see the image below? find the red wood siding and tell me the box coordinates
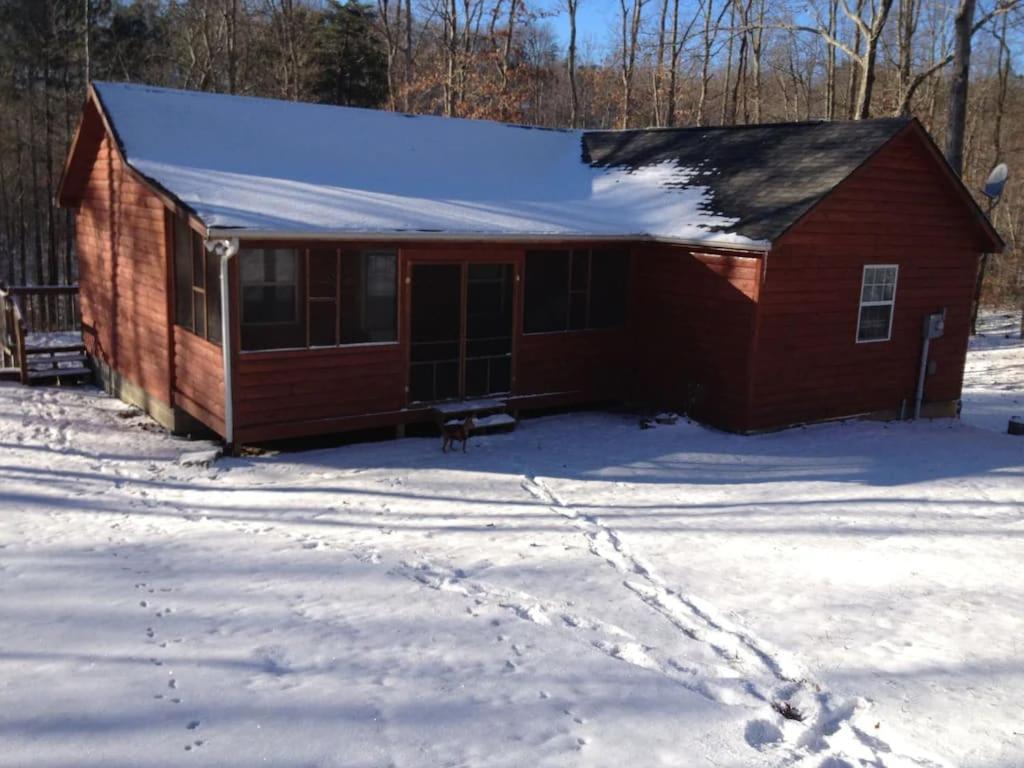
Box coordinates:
[515,328,630,405]
[749,128,982,430]
[234,345,407,443]
[631,246,762,432]
[229,242,634,442]
[76,134,173,405]
[173,326,226,435]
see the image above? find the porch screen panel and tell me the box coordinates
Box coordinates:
[409,264,461,402]
[206,248,222,344]
[173,217,193,330]
[588,249,629,328]
[523,250,570,333]
[524,249,629,334]
[465,264,514,397]
[240,248,305,351]
[308,249,338,347]
[340,250,397,344]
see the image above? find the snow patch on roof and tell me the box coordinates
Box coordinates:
[94,82,764,247]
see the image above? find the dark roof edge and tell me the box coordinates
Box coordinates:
[582,116,912,138]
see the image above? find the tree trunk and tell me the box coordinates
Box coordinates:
[896,0,917,115]
[720,1,736,124]
[665,0,681,126]
[825,0,837,119]
[696,0,714,126]
[403,0,413,111]
[845,0,864,119]
[83,0,90,84]
[227,0,239,94]
[945,0,975,176]
[567,0,580,127]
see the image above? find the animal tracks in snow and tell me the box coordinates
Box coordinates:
[512,474,946,768]
[134,579,206,751]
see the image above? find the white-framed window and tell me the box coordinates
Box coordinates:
[856,264,899,343]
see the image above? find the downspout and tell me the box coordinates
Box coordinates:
[206,238,240,450]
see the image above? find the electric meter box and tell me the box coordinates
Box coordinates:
[924,309,946,340]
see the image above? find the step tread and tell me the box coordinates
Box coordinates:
[25,343,87,355]
[432,397,508,416]
[27,354,89,365]
[472,413,517,430]
[27,366,92,381]
[444,413,517,430]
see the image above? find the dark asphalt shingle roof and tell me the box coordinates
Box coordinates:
[583,118,913,243]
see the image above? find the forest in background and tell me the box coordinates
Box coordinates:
[0,0,1021,311]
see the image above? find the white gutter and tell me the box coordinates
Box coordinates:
[204,229,772,254]
[206,237,240,450]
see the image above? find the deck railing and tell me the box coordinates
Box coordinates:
[5,284,81,334]
[0,286,28,383]
[0,284,82,384]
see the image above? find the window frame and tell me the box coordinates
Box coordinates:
[238,247,400,354]
[855,264,899,344]
[240,249,301,327]
[172,215,221,346]
[343,249,400,346]
[523,248,630,335]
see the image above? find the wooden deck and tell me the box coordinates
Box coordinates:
[0,284,88,386]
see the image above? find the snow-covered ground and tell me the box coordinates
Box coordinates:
[1,315,1021,767]
[961,309,1023,433]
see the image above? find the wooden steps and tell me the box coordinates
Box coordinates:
[22,343,92,385]
[433,397,517,436]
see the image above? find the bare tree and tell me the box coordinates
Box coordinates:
[618,0,646,128]
[565,0,581,126]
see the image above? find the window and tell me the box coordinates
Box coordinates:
[308,249,339,347]
[524,250,570,333]
[172,216,221,345]
[239,248,397,352]
[340,250,398,344]
[856,264,898,342]
[240,249,305,351]
[523,249,629,334]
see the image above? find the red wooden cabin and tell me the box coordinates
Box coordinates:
[57,83,1002,448]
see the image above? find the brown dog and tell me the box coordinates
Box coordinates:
[441,416,475,453]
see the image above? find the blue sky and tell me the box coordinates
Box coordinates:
[544,0,621,59]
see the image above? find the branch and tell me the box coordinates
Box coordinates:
[894,0,1022,113]
[771,23,862,61]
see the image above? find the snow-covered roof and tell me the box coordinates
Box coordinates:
[85,82,916,248]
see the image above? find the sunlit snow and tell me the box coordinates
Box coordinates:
[95,82,762,247]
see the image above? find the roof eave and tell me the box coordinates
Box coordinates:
[203,228,772,253]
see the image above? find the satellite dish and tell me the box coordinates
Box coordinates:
[983,162,1009,200]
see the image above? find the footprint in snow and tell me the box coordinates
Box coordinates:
[743,719,784,750]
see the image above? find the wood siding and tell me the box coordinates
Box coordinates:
[631,246,762,432]
[749,127,982,430]
[65,110,991,443]
[173,326,226,435]
[234,344,407,443]
[76,134,173,406]
[230,242,635,442]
